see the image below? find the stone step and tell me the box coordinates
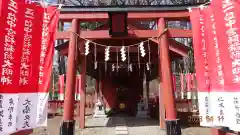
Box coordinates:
[115,130,129,135]
[115,126,128,131]
[115,126,128,135]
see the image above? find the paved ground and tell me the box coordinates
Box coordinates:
[31,116,211,135]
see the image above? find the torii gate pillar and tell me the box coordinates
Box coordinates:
[60,18,79,135]
[158,18,181,135]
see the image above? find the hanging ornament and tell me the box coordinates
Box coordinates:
[94,62,98,70]
[139,42,146,57]
[127,47,130,73]
[85,40,90,55]
[129,64,133,72]
[146,63,150,71]
[94,43,97,69]
[116,48,119,73]
[112,64,115,72]
[105,46,110,61]
[147,40,152,74]
[120,46,126,61]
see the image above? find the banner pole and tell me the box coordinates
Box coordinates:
[60,18,79,135]
[158,18,181,135]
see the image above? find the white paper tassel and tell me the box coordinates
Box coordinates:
[94,62,98,69]
[139,42,146,57]
[105,46,110,61]
[120,46,126,61]
[129,64,133,72]
[85,40,90,55]
[146,63,150,71]
[112,64,115,72]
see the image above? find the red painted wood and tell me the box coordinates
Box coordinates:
[63,19,79,121]
[158,18,177,120]
[151,38,189,57]
[168,28,192,38]
[56,31,70,39]
[56,28,192,39]
[168,39,189,57]
[110,13,127,33]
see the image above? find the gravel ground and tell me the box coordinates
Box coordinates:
[31,116,211,135]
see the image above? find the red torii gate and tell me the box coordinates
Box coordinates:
[56,8,190,135]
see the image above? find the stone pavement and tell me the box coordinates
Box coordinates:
[124,117,211,135]
[31,116,211,135]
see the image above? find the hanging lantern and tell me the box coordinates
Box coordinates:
[139,42,146,57]
[120,46,126,61]
[105,46,110,61]
[85,40,90,55]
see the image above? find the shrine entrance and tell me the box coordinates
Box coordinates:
[56,2,194,134]
[116,86,131,114]
[112,71,142,115]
